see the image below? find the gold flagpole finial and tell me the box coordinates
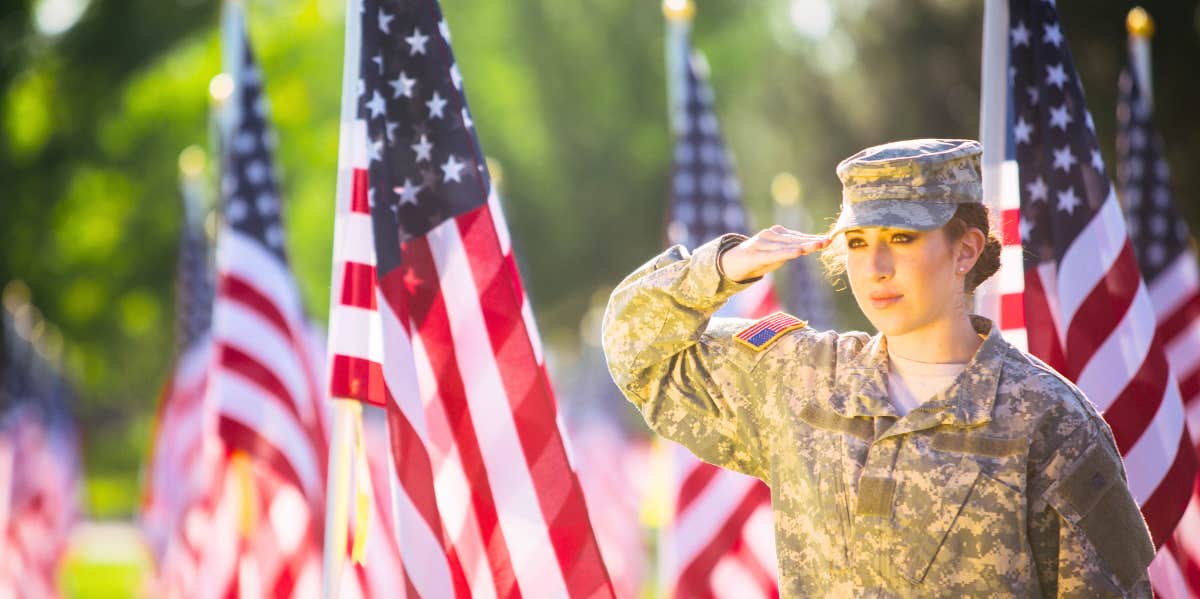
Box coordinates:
[1127,7,1154,39]
[662,0,695,22]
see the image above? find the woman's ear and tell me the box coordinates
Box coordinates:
[957,228,986,274]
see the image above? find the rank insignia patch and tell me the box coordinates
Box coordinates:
[734,312,807,351]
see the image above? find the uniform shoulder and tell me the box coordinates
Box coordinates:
[998,346,1104,425]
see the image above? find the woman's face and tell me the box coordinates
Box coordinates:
[844,226,965,337]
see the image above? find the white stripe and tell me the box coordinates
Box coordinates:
[668,467,758,581]
[426,220,570,598]
[177,340,213,388]
[1148,250,1200,320]
[214,300,314,423]
[1076,285,1156,411]
[1037,262,1066,351]
[742,505,778,578]
[521,297,544,366]
[386,454,456,599]
[409,316,497,599]
[710,557,765,599]
[329,304,384,364]
[998,246,1025,294]
[1124,380,1185,505]
[214,372,322,498]
[1186,401,1200,445]
[1057,191,1127,328]
[1149,547,1190,599]
[1000,160,1021,210]
[1165,319,1200,386]
[488,192,510,255]
[333,215,377,267]
[999,327,1028,352]
[378,299,427,445]
[217,227,307,329]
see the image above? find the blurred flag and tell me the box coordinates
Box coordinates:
[994,0,1195,592]
[329,0,615,596]
[0,292,82,599]
[208,4,328,596]
[1116,12,1200,595]
[661,11,779,598]
[141,159,225,596]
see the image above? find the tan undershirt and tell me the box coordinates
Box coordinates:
[886,351,968,416]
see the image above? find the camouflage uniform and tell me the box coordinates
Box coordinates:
[602,234,1156,597]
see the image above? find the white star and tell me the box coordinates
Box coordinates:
[394,178,421,205]
[1042,23,1063,48]
[1084,111,1095,132]
[1014,117,1033,144]
[1019,216,1034,240]
[1011,22,1030,47]
[1026,85,1040,105]
[441,154,465,183]
[406,28,430,55]
[450,63,462,90]
[234,131,257,154]
[246,160,268,184]
[1130,127,1147,150]
[1027,176,1048,203]
[1153,186,1170,207]
[439,20,451,41]
[1147,243,1165,267]
[426,91,447,119]
[1052,145,1076,172]
[461,106,473,129]
[369,136,383,163]
[265,224,284,248]
[1090,149,1104,171]
[366,90,386,119]
[1155,159,1170,180]
[1049,103,1072,130]
[1056,186,1080,215]
[371,52,384,73]
[227,199,248,222]
[411,135,433,162]
[386,121,399,142]
[255,192,278,215]
[378,8,394,34]
[367,188,375,209]
[389,71,416,98]
[1045,63,1068,89]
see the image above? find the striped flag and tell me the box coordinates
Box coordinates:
[1117,17,1200,595]
[996,0,1196,592]
[329,0,614,596]
[209,4,328,596]
[661,16,779,598]
[141,161,224,595]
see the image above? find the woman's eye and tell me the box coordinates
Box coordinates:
[891,233,914,243]
[847,238,865,249]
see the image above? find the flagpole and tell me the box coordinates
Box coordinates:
[1127,7,1154,111]
[977,0,1009,324]
[663,0,694,138]
[323,0,366,595]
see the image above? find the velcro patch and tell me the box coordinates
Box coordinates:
[733,312,807,351]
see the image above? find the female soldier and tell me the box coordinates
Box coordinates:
[602,139,1154,597]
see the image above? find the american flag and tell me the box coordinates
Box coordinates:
[209,4,328,596]
[141,167,224,595]
[0,298,82,599]
[326,0,615,596]
[1006,0,1195,591]
[1117,40,1200,596]
[661,28,779,599]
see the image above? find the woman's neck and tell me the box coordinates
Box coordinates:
[885,313,983,364]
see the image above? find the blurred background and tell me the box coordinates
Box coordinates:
[2,0,1199,594]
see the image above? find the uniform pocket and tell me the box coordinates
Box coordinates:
[892,457,982,584]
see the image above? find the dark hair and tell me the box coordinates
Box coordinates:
[819,203,1002,294]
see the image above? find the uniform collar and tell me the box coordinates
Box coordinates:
[830,315,1009,430]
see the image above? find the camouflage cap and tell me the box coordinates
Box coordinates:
[830,139,983,237]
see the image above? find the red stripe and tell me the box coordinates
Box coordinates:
[329,354,387,406]
[731,522,779,597]
[1138,431,1195,549]
[217,416,310,506]
[1023,267,1066,374]
[1101,331,1169,454]
[674,483,772,598]
[456,207,615,598]
[382,240,522,599]
[1063,245,1141,380]
[1180,370,1200,408]
[1000,292,1025,330]
[350,168,370,214]
[1165,533,1200,597]
[340,261,378,310]
[218,343,304,422]
[383,391,471,598]
[1001,208,1021,245]
[676,462,720,516]
[220,275,293,341]
[1157,292,1200,343]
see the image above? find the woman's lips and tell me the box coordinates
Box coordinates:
[869,293,902,309]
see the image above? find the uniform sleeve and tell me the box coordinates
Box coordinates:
[1026,406,1155,598]
[601,234,773,482]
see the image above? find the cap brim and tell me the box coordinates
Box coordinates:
[830,199,958,237]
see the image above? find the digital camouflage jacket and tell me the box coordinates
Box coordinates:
[602,235,1155,598]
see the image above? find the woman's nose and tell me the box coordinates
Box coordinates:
[870,245,894,280]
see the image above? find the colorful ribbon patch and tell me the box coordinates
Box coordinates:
[733,312,807,351]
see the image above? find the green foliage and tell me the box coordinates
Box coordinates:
[1,0,1199,518]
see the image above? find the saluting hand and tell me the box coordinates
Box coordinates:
[719,225,831,283]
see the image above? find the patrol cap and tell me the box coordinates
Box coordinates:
[830,138,983,237]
